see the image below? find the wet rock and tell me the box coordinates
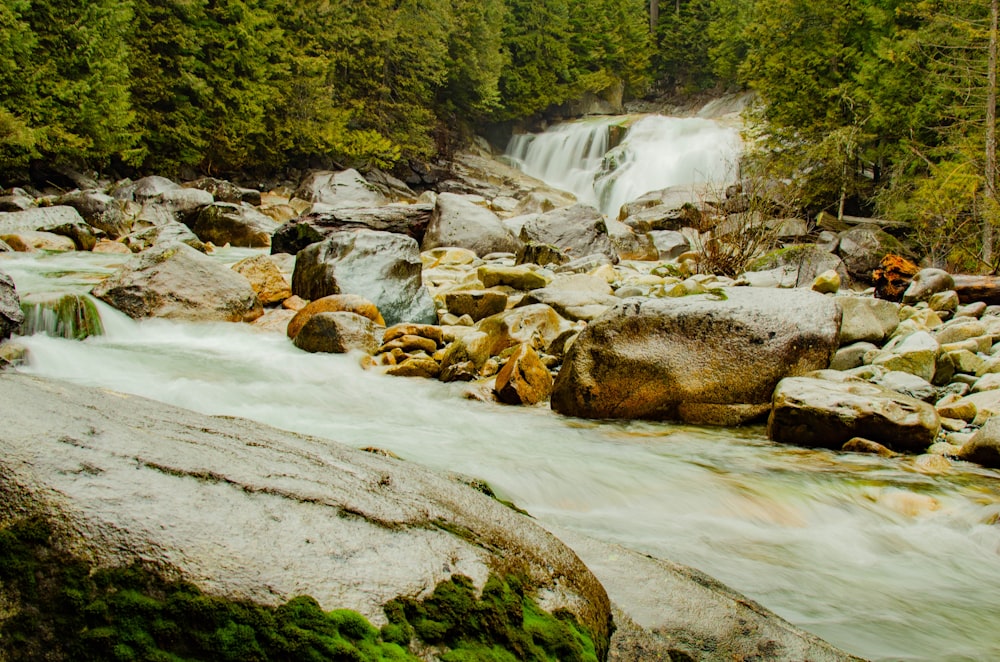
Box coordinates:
[289,204,434,246]
[17,293,104,340]
[768,376,940,453]
[0,373,611,654]
[519,204,617,264]
[494,344,553,406]
[292,229,436,326]
[385,356,442,378]
[55,190,131,238]
[0,230,76,252]
[231,254,292,305]
[0,238,10,252]
[92,239,131,254]
[287,294,385,340]
[92,242,262,323]
[124,221,208,253]
[837,296,900,345]
[957,416,1000,467]
[0,271,24,339]
[294,168,393,208]
[191,203,279,248]
[842,437,898,457]
[292,311,381,354]
[421,192,523,257]
[270,220,325,255]
[251,308,297,334]
[552,288,841,423]
[442,290,509,322]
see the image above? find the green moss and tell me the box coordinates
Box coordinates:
[0,517,601,662]
[383,574,599,662]
[0,516,417,661]
[18,294,105,340]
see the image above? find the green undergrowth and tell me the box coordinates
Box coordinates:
[0,517,599,662]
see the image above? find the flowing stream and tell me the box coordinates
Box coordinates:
[505,115,742,217]
[3,249,1000,661]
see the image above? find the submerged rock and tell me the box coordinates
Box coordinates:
[551,288,841,423]
[0,373,612,657]
[91,242,262,322]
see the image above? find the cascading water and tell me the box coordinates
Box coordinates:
[3,249,1000,661]
[505,115,742,217]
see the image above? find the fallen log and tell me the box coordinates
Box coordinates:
[952,274,1000,304]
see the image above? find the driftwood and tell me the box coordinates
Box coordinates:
[952,274,1000,305]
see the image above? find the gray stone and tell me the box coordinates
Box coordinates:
[837,226,909,281]
[0,271,24,339]
[292,311,381,354]
[768,376,941,453]
[292,229,436,326]
[871,331,940,381]
[551,288,841,423]
[55,190,131,238]
[837,296,900,344]
[294,169,392,208]
[872,370,938,402]
[184,177,262,205]
[0,373,611,652]
[606,217,658,261]
[421,192,523,257]
[519,204,617,264]
[191,202,279,248]
[903,268,955,304]
[92,242,262,322]
[648,230,691,261]
[747,244,850,289]
[124,221,208,253]
[830,341,878,371]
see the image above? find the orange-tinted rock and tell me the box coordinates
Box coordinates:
[287,294,385,339]
[494,344,553,406]
[873,254,919,302]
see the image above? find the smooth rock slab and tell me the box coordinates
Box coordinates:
[92,242,262,322]
[551,288,841,422]
[768,376,940,453]
[0,373,610,652]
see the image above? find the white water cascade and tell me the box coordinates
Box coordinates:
[4,247,1000,661]
[505,115,742,217]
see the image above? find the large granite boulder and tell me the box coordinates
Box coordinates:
[0,206,98,250]
[190,202,280,248]
[551,288,842,424]
[0,271,24,339]
[768,375,941,453]
[292,311,382,354]
[294,169,393,208]
[292,229,436,326]
[421,192,523,257]
[278,204,434,250]
[519,204,618,264]
[55,190,132,238]
[746,244,850,289]
[92,242,262,322]
[838,226,910,282]
[0,373,612,658]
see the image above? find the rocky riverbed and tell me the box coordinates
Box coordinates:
[1,142,999,660]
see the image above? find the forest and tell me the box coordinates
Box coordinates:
[1,0,999,269]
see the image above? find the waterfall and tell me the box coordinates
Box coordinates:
[505,115,742,218]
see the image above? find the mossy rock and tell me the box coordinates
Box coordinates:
[19,294,104,340]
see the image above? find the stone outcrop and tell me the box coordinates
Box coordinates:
[0,373,612,657]
[0,270,24,339]
[519,204,618,264]
[421,192,523,257]
[91,241,262,322]
[55,190,132,238]
[291,229,436,326]
[190,202,280,248]
[294,169,396,208]
[768,375,941,453]
[551,288,841,424]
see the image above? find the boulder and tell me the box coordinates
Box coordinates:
[551,288,841,423]
[838,227,910,282]
[494,344,553,406]
[477,264,550,290]
[231,254,292,305]
[837,296,900,344]
[0,189,34,212]
[190,203,279,248]
[117,175,181,202]
[768,376,941,453]
[286,294,386,339]
[292,311,382,354]
[184,177,262,205]
[957,416,1000,467]
[605,217,658,261]
[870,331,940,382]
[746,245,850,289]
[0,205,88,234]
[421,193,523,257]
[291,230,436,326]
[0,271,24,339]
[0,373,611,657]
[124,221,208,253]
[648,230,691,261]
[0,230,76,252]
[442,290,509,322]
[158,187,216,220]
[294,169,392,208]
[290,204,434,246]
[519,204,618,264]
[91,242,262,322]
[270,220,326,256]
[55,190,131,238]
[903,268,955,304]
[517,276,619,322]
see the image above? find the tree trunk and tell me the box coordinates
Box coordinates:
[952,274,1000,304]
[650,0,659,34]
[985,0,998,267]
